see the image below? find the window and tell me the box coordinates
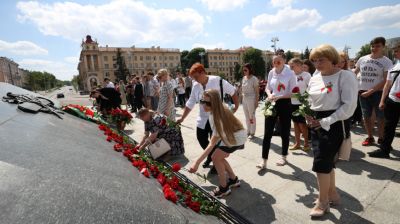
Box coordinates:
[104,64,109,69]
[134,56,137,61]
[154,63,157,67]
[169,56,173,60]
[103,56,108,61]
[154,56,156,61]
[141,63,144,68]
[164,63,168,67]
[113,64,117,69]
[112,56,116,61]
[175,56,179,60]
[214,56,217,60]
[140,56,143,61]
[105,72,110,77]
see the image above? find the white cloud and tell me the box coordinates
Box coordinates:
[192,42,225,49]
[0,40,48,56]
[16,1,205,45]
[242,7,322,39]
[270,0,294,8]
[19,59,77,81]
[318,4,400,36]
[199,0,248,11]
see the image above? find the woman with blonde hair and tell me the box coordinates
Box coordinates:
[157,69,175,121]
[307,44,357,217]
[189,89,246,198]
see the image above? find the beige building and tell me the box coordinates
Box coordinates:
[0,57,23,87]
[206,48,242,82]
[78,35,181,91]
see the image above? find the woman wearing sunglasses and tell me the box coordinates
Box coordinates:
[189,89,246,198]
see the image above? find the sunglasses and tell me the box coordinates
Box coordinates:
[199,99,211,106]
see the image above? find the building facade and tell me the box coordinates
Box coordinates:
[78,35,181,91]
[206,49,242,82]
[0,57,23,87]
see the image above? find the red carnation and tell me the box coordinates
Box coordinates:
[106,136,112,142]
[157,173,167,186]
[132,160,140,167]
[85,109,94,117]
[140,168,150,178]
[292,87,300,93]
[189,201,201,213]
[160,118,167,126]
[396,92,400,98]
[113,143,123,152]
[123,149,133,157]
[171,163,181,172]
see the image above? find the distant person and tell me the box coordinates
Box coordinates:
[302,59,316,76]
[370,43,400,158]
[148,72,160,111]
[288,58,311,151]
[184,73,192,100]
[104,78,115,88]
[189,89,245,198]
[307,44,357,218]
[157,69,175,121]
[137,108,184,156]
[177,63,239,170]
[240,63,259,139]
[118,80,128,107]
[354,37,393,146]
[177,77,186,107]
[132,77,144,113]
[143,74,151,109]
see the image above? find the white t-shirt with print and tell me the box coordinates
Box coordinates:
[266,66,296,98]
[387,63,400,103]
[291,71,311,105]
[209,114,246,147]
[356,55,393,90]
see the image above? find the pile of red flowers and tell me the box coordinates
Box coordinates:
[97,123,219,215]
[108,108,133,124]
[63,104,95,117]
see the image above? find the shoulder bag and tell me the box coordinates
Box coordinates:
[147,138,171,159]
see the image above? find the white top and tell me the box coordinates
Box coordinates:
[209,114,246,147]
[105,82,115,88]
[388,63,400,103]
[356,55,393,90]
[266,66,297,97]
[186,75,236,129]
[291,71,311,105]
[307,70,358,131]
[241,75,259,97]
[177,83,185,94]
[170,78,178,89]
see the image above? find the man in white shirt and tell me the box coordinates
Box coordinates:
[370,43,400,158]
[104,78,115,88]
[355,37,393,146]
[177,63,239,169]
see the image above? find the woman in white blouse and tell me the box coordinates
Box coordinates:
[288,58,311,151]
[307,45,357,217]
[257,54,296,169]
[241,63,259,139]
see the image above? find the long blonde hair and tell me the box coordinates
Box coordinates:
[204,89,244,145]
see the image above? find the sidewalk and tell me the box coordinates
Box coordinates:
[127,104,400,224]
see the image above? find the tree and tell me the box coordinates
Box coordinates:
[186,48,209,68]
[303,46,311,60]
[115,48,130,82]
[285,50,294,62]
[180,50,189,73]
[233,63,242,82]
[24,71,64,91]
[356,43,371,60]
[241,47,266,78]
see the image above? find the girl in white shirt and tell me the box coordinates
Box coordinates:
[288,58,311,151]
[257,54,296,169]
[307,45,357,217]
[189,89,246,198]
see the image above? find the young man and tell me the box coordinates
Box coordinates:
[354,37,393,146]
[369,43,400,158]
[177,63,239,170]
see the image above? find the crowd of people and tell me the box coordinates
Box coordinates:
[91,36,400,219]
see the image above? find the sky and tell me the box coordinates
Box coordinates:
[0,0,399,81]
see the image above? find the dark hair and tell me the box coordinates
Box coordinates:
[302,59,316,74]
[104,78,110,82]
[147,71,154,76]
[370,37,386,46]
[243,63,253,75]
[275,49,286,59]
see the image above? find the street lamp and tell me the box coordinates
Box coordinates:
[271,37,279,53]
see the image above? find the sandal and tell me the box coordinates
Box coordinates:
[289,145,302,151]
[276,158,287,166]
[310,201,330,217]
[303,145,311,152]
[256,163,266,170]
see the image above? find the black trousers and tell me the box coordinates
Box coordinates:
[196,120,215,162]
[262,99,292,159]
[381,98,400,153]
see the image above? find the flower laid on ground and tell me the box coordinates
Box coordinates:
[321,82,333,94]
[291,88,314,118]
[262,100,276,117]
[96,123,220,216]
[62,104,105,123]
[108,108,133,124]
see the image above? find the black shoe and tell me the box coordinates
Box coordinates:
[202,159,211,168]
[209,166,217,174]
[368,149,390,158]
[227,176,240,189]
[212,185,231,198]
[378,138,384,145]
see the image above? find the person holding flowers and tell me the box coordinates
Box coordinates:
[258,53,296,169]
[306,44,357,217]
[137,108,184,156]
[189,89,245,198]
[288,58,311,151]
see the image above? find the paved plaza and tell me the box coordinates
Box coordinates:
[127,103,400,224]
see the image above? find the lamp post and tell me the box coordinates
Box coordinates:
[271,37,279,53]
